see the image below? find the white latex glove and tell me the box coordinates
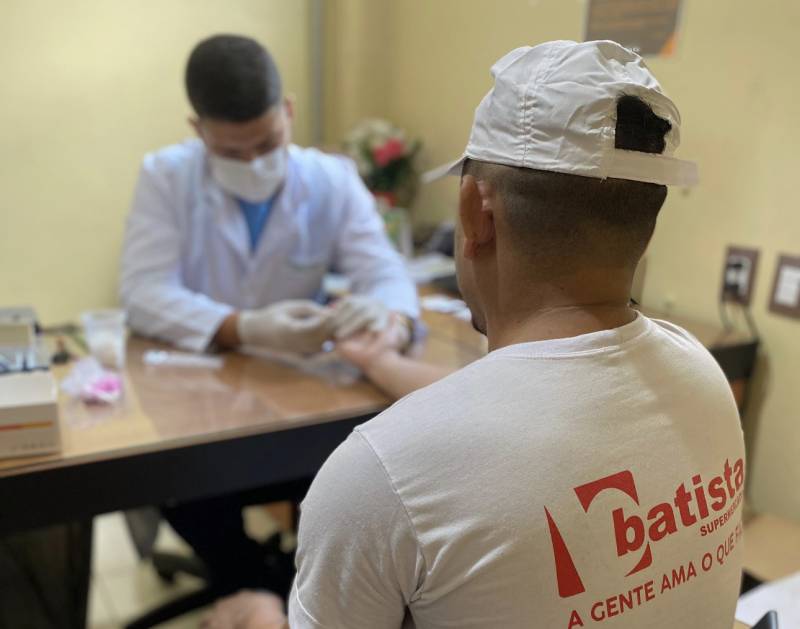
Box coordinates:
[237,300,332,354]
[335,313,409,370]
[330,295,390,339]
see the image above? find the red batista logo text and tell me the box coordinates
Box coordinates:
[545,457,745,598]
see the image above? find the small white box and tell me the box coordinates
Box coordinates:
[0,371,61,460]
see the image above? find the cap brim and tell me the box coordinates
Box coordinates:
[421,156,466,184]
[422,150,699,187]
[607,150,699,187]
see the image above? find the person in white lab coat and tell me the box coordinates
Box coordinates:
[119,34,418,599]
[120,36,418,355]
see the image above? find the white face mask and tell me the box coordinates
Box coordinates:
[209,147,287,203]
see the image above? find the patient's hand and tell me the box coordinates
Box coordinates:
[201,590,287,629]
[335,314,407,371]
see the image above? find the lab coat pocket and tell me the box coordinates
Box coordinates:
[288,248,328,271]
[281,255,329,298]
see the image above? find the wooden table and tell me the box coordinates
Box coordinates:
[0,298,756,532]
[0,309,484,535]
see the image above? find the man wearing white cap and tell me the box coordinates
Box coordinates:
[206,40,745,629]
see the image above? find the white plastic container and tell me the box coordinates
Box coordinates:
[0,371,61,459]
[81,309,127,370]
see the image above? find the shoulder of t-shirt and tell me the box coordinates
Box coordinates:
[317,429,399,498]
[646,316,704,347]
[645,316,724,364]
[645,315,738,391]
[306,429,415,541]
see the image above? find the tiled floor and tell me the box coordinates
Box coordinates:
[89,508,278,628]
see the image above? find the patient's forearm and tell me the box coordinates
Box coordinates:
[365,352,453,399]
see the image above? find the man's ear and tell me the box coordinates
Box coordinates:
[458,174,496,260]
[283,96,295,122]
[188,116,201,136]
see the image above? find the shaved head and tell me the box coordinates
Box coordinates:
[462,95,670,276]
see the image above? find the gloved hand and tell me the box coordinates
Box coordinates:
[237,300,332,354]
[336,313,410,370]
[330,295,390,340]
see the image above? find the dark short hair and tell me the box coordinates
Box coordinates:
[185,34,282,122]
[463,95,670,272]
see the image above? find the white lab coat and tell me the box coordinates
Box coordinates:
[120,140,419,352]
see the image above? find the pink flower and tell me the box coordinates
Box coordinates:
[372,138,406,167]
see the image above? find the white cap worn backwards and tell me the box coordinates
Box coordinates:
[424,40,698,187]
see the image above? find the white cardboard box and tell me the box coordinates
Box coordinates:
[0,371,61,459]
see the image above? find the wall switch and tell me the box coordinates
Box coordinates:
[721,246,759,305]
[769,254,800,319]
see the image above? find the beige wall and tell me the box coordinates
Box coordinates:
[326,0,800,519]
[323,0,394,145]
[2,0,798,519]
[0,0,311,323]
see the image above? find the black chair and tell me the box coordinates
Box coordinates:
[124,553,215,629]
[741,570,763,595]
[121,484,304,629]
[124,529,293,629]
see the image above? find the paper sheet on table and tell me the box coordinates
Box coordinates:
[735,570,800,625]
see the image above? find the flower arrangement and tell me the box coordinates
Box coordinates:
[343,119,421,208]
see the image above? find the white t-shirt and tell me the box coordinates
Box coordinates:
[290,314,745,629]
